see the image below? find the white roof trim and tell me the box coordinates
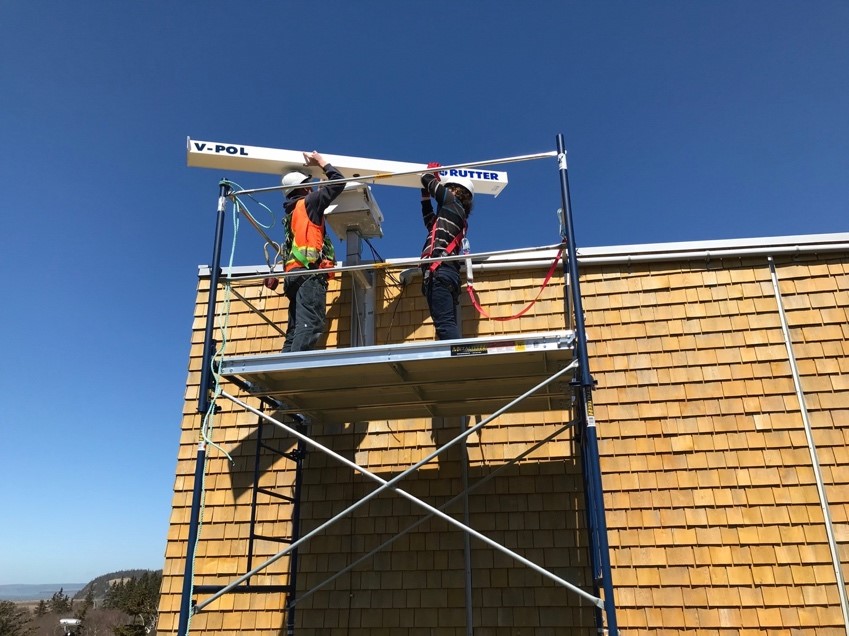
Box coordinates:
[200,231,849,277]
[576,232,849,258]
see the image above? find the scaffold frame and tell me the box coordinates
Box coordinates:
[178,134,620,635]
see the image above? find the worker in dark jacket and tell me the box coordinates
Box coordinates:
[280,151,345,352]
[419,162,474,340]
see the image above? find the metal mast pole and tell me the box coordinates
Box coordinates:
[555,134,619,634]
[178,181,230,636]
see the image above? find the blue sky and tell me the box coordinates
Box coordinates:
[1,1,847,585]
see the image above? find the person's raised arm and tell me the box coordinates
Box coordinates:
[303,150,346,223]
[420,162,442,229]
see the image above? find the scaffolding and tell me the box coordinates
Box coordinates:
[178,134,619,634]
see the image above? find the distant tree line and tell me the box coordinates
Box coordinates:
[0,599,32,635]
[103,571,161,635]
[0,570,161,635]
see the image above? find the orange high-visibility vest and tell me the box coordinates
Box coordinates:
[285,199,329,272]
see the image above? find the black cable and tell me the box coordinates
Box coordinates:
[363,237,401,286]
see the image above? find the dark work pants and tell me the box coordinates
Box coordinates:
[282,273,328,352]
[423,266,461,341]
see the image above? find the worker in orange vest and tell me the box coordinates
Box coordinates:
[280,151,345,352]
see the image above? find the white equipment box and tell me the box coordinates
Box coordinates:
[323,182,384,239]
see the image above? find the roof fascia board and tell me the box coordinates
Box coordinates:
[199,232,849,277]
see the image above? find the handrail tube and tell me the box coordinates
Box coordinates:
[232,150,558,197]
[201,241,849,291]
[199,243,567,282]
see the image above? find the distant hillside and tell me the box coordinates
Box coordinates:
[0,583,84,601]
[0,569,163,602]
[75,569,162,600]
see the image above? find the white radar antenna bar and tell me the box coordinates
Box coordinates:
[186,137,509,196]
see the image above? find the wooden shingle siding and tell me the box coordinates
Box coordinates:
[158,250,849,635]
[585,254,848,635]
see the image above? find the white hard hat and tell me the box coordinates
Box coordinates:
[281,171,311,188]
[442,174,474,197]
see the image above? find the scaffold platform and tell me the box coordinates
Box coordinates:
[220,330,576,421]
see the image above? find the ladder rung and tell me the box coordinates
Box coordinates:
[192,584,292,594]
[256,487,295,502]
[258,440,290,455]
[252,533,293,544]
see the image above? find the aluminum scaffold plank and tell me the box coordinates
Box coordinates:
[219,330,576,421]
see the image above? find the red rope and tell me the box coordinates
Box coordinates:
[466,248,564,321]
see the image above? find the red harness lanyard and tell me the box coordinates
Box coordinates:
[466,247,564,321]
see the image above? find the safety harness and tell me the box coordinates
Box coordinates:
[422,219,468,273]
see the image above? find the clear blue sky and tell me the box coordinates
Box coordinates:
[1,1,847,585]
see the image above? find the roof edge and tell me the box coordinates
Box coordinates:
[200,231,849,277]
[577,232,849,258]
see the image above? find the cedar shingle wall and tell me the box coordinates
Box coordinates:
[158,252,849,635]
[585,255,849,634]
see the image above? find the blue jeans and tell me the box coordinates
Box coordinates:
[282,273,328,352]
[422,266,461,340]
